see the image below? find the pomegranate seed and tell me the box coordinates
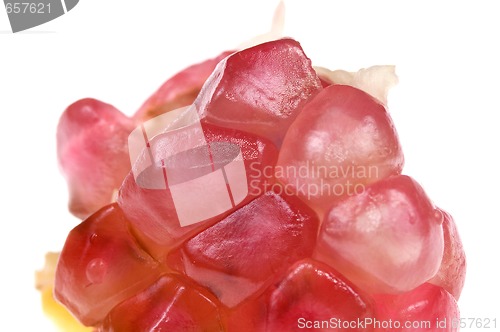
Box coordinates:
[276,84,404,213]
[134,51,233,123]
[229,259,376,331]
[168,191,319,307]
[54,204,163,325]
[196,38,322,146]
[57,98,134,219]
[117,123,278,259]
[374,283,459,331]
[314,175,444,294]
[99,275,225,331]
[429,208,466,300]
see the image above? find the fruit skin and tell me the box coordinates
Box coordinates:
[228,259,376,332]
[54,203,163,326]
[168,190,319,308]
[276,84,404,213]
[429,208,466,300]
[314,65,398,106]
[373,283,460,332]
[314,175,444,294]
[99,274,225,332]
[117,123,279,259]
[196,38,322,146]
[57,98,135,219]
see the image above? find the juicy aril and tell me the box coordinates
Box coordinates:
[51,38,465,331]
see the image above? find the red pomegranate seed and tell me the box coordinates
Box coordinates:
[99,274,225,332]
[314,175,444,294]
[57,98,134,219]
[196,38,322,146]
[168,191,319,307]
[429,208,466,300]
[276,84,404,213]
[54,203,164,325]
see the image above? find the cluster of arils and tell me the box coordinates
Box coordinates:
[52,39,465,331]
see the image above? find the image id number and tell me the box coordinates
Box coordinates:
[5,2,51,14]
[453,318,497,329]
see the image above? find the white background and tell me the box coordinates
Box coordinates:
[1,1,499,330]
